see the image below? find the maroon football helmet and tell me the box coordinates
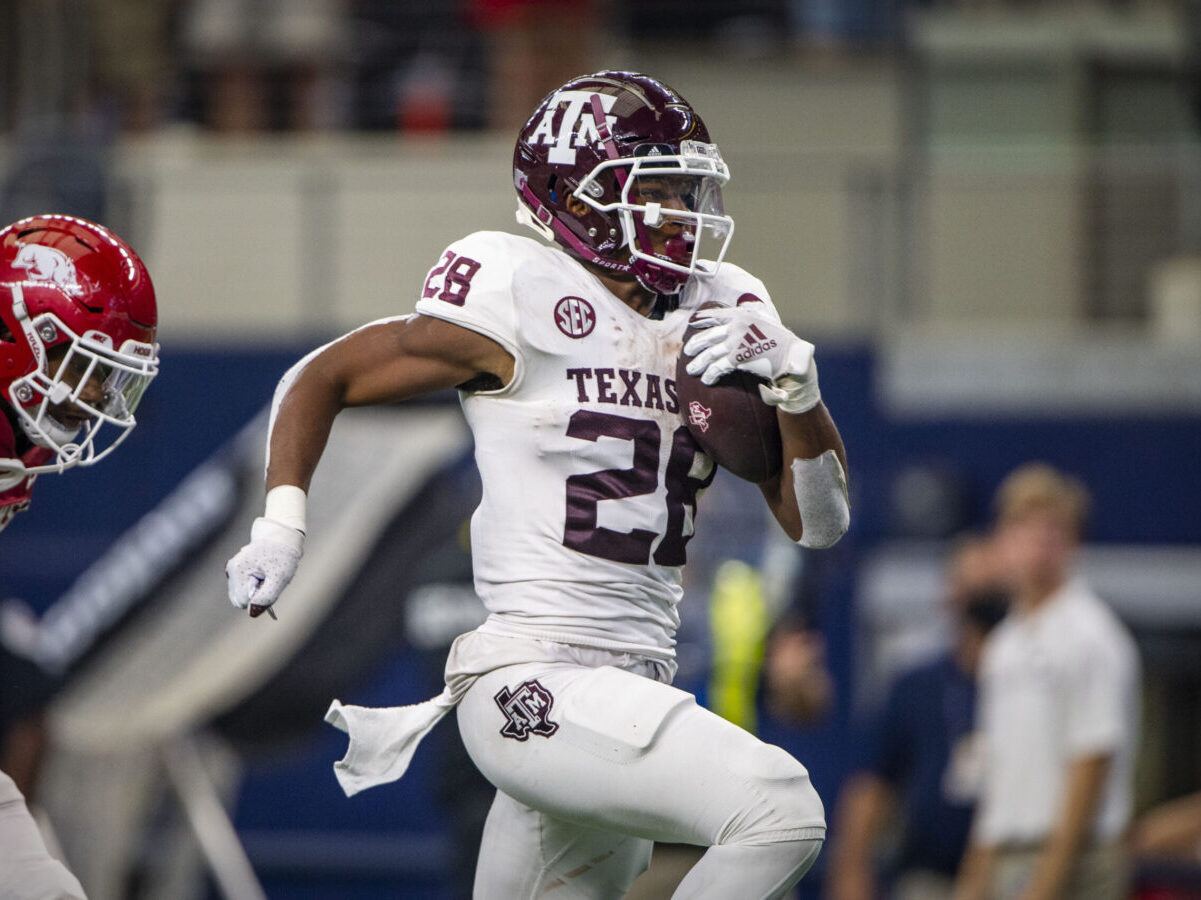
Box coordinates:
[0,214,159,474]
[514,71,734,295]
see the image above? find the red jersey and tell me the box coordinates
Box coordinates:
[0,412,54,533]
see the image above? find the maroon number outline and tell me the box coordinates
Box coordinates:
[422,252,481,306]
[421,250,455,299]
[441,257,481,306]
[563,410,714,566]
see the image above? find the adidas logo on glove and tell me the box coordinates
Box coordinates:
[734,324,778,364]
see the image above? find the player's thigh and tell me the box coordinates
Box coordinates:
[474,789,652,900]
[457,662,824,846]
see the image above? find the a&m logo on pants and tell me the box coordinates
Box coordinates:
[495,679,560,741]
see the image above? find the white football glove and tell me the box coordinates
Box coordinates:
[225,517,304,618]
[682,305,821,414]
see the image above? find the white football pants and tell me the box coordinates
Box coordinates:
[456,655,825,899]
[0,770,86,900]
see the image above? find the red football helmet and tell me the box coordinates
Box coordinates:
[0,215,159,474]
[513,71,734,296]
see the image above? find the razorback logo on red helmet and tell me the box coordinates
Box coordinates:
[13,243,83,297]
[528,91,619,165]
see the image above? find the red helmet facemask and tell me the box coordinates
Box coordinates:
[0,215,159,475]
[513,71,734,296]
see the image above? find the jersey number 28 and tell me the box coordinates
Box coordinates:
[563,410,714,567]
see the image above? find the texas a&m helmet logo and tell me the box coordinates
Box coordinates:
[495,679,560,741]
[554,296,596,339]
[526,90,619,165]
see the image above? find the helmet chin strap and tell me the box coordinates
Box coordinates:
[18,406,82,451]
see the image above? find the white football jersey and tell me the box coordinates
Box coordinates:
[414,231,783,658]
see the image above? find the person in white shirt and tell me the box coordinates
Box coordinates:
[954,463,1140,900]
[225,71,851,899]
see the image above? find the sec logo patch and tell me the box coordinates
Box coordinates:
[554,296,596,338]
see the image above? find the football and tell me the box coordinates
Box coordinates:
[675,303,783,483]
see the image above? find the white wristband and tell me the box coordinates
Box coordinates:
[264,485,307,534]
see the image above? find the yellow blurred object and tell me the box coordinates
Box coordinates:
[707,560,770,734]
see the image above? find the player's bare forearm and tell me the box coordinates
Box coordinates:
[952,841,995,900]
[1,714,49,799]
[824,773,893,900]
[1132,790,1201,855]
[778,401,846,471]
[1020,753,1111,900]
[265,361,344,493]
[759,402,848,542]
[265,315,513,492]
[765,628,833,723]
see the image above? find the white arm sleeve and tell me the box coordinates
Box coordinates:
[791,450,850,549]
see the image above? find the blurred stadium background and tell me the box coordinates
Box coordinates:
[1,1,1200,898]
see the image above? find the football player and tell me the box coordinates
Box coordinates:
[0,214,160,900]
[227,71,849,898]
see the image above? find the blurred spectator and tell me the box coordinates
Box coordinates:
[343,3,493,132]
[2,0,175,135]
[469,0,604,133]
[1131,790,1201,864]
[955,463,1141,900]
[706,547,835,731]
[764,619,835,724]
[181,0,349,132]
[0,122,111,228]
[823,534,1008,900]
[88,0,176,133]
